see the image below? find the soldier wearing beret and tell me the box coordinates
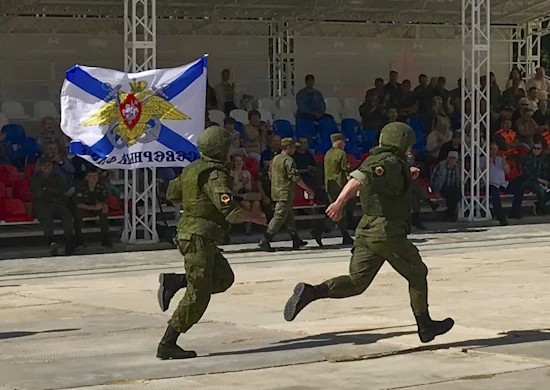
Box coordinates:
[156,126,267,360]
[283,123,454,344]
[258,138,314,252]
[311,133,354,247]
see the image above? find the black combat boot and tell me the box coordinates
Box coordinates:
[415,312,455,343]
[157,325,197,360]
[429,200,439,212]
[310,227,324,247]
[46,237,58,256]
[258,232,275,252]
[290,233,307,250]
[284,282,328,321]
[411,213,426,230]
[157,273,187,312]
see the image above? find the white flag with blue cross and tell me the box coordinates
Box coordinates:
[60,56,207,169]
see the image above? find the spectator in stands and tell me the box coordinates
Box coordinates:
[525,88,539,112]
[359,91,385,130]
[520,139,549,214]
[293,136,325,202]
[502,78,525,108]
[224,117,244,156]
[414,73,433,113]
[296,74,327,120]
[430,151,461,222]
[242,109,269,163]
[206,79,217,110]
[494,119,518,152]
[437,130,462,162]
[396,79,417,118]
[427,116,453,159]
[0,131,10,164]
[35,142,75,195]
[230,154,262,235]
[480,142,524,225]
[533,99,550,127]
[384,107,399,125]
[72,156,95,183]
[491,105,515,133]
[30,157,75,256]
[73,168,112,247]
[516,107,540,146]
[450,78,462,102]
[384,70,401,106]
[215,68,238,115]
[367,77,386,103]
[488,72,502,111]
[433,77,450,109]
[506,68,526,91]
[38,117,62,152]
[527,67,550,100]
[260,134,282,170]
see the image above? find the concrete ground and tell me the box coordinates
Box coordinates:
[1,224,550,390]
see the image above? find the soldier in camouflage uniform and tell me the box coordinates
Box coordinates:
[156,126,267,360]
[311,133,354,247]
[283,123,454,344]
[258,138,314,252]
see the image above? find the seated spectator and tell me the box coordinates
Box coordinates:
[396,79,417,118]
[533,99,550,127]
[215,68,239,115]
[384,70,401,106]
[491,105,515,133]
[520,140,549,214]
[480,143,524,225]
[30,158,75,256]
[38,117,63,152]
[260,134,281,171]
[35,142,75,195]
[494,119,518,151]
[409,151,439,230]
[437,130,462,162]
[430,151,461,222]
[421,95,448,136]
[515,107,540,146]
[366,77,386,103]
[414,73,434,113]
[72,155,95,183]
[526,67,550,101]
[427,116,453,159]
[383,107,399,127]
[99,170,122,199]
[224,117,245,156]
[526,87,539,112]
[206,78,217,110]
[74,168,112,247]
[230,154,262,234]
[242,110,269,163]
[296,74,328,120]
[501,78,525,108]
[359,91,385,130]
[449,78,461,102]
[433,76,450,110]
[506,68,526,91]
[0,131,10,164]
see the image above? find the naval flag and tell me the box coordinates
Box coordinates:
[60,56,207,169]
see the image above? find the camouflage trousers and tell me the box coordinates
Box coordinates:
[324,235,429,316]
[266,200,296,236]
[169,235,235,333]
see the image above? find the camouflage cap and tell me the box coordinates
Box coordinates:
[281,137,299,148]
[330,133,345,143]
[378,122,416,153]
[197,125,233,161]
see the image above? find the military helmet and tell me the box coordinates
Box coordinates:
[378,122,416,152]
[197,125,233,161]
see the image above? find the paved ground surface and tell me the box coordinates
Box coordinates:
[1,224,550,390]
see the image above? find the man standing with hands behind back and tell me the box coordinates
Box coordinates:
[259,138,314,252]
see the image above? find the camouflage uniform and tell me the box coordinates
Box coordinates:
[283,123,454,344]
[156,126,247,360]
[311,133,354,246]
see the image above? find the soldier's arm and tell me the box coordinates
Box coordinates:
[203,169,265,225]
[286,158,312,193]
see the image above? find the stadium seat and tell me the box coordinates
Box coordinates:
[343,97,361,120]
[341,118,363,159]
[22,137,41,162]
[258,108,273,122]
[407,115,427,153]
[258,97,277,114]
[12,179,32,202]
[24,164,36,179]
[316,118,339,154]
[0,198,33,222]
[244,157,260,177]
[275,108,296,126]
[325,97,343,123]
[360,152,370,161]
[2,124,26,144]
[272,120,294,139]
[347,154,360,170]
[0,165,19,186]
[295,118,318,150]
[208,110,225,126]
[0,182,6,199]
[1,101,29,119]
[314,154,325,165]
[33,101,59,119]
[362,128,379,152]
[278,96,296,112]
[106,194,124,216]
[234,121,244,134]
[229,109,249,125]
[293,185,313,207]
[0,112,8,129]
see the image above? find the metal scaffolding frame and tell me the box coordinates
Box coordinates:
[461,0,491,221]
[268,19,295,98]
[121,0,159,244]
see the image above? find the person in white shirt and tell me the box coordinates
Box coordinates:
[480,142,524,225]
[526,67,550,101]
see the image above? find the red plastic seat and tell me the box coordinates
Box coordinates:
[0,198,34,222]
[314,154,325,165]
[0,182,6,199]
[360,152,370,161]
[24,164,36,179]
[0,165,19,187]
[12,179,32,202]
[244,157,260,177]
[292,184,313,207]
[347,154,360,170]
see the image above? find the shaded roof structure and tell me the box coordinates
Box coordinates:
[1,0,549,25]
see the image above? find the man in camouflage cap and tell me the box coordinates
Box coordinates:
[259,137,314,252]
[156,126,267,360]
[283,122,454,344]
[311,133,354,247]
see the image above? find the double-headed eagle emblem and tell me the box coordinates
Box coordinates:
[80,80,190,145]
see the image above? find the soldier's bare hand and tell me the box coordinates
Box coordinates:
[307,188,315,198]
[326,202,343,222]
[409,166,420,180]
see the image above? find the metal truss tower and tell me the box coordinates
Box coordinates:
[515,17,549,78]
[121,0,159,244]
[269,19,295,98]
[461,0,491,221]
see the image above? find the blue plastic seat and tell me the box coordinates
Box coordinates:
[316,118,339,154]
[234,121,244,134]
[341,118,363,158]
[272,119,294,139]
[362,129,379,153]
[22,137,41,160]
[407,116,427,153]
[2,124,25,145]
[295,118,318,150]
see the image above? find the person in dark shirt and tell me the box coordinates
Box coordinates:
[260,134,281,171]
[396,79,417,119]
[293,136,326,202]
[384,70,401,107]
[437,131,462,162]
[414,74,434,113]
[295,74,327,120]
[73,167,112,247]
[533,99,550,127]
[366,78,386,103]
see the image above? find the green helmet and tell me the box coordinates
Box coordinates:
[378,122,416,153]
[197,125,233,161]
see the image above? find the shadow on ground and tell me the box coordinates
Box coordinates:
[0,328,80,340]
